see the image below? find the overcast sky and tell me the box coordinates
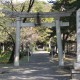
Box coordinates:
[3,0,56,4]
[39,0,56,3]
[14,0,56,2]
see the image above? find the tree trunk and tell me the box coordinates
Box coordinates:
[8,43,15,63]
[23,0,34,22]
[62,33,65,51]
[62,33,69,51]
[62,32,69,58]
[2,43,5,53]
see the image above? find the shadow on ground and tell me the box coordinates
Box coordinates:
[0,51,75,80]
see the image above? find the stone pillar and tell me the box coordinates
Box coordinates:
[74,8,80,69]
[49,38,51,49]
[72,8,80,79]
[2,43,4,52]
[14,17,21,66]
[55,18,64,66]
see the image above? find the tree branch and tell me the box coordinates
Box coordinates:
[23,0,35,22]
[21,3,25,12]
[11,0,17,11]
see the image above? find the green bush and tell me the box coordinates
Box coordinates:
[0,51,11,63]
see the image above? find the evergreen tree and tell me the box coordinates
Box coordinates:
[47,0,80,51]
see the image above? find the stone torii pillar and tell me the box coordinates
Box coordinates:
[75,8,80,69]
[55,17,64,66]
[14,17,21,66]
[73,8,80,70]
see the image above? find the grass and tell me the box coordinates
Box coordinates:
[0,51,11,63]
[0,51,27,63]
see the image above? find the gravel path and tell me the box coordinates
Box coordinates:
[0,51,72,80]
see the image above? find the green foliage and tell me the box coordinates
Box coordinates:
[0,0,52,56]
[46,0,80,51]
[0,51,11,63]
[50,0,79,40]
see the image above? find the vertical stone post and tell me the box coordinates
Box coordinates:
[49,38,52,49]
[55,18,64,66]
[14,17,21,66]
[71,8,80,79]
[74,8,80,69]
[76,9,80,63]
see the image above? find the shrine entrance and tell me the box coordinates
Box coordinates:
[2,10,72,66]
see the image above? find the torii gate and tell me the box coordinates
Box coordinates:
[2,10,72,66]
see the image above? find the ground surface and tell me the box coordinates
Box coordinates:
[0,51,75,80]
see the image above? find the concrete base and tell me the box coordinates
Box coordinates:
[70,79,79,80]
[74,62,80,70]
[71,69,80,79]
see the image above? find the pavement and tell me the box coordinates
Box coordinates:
[0,51,74,80]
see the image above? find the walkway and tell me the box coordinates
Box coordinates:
[0,51,74,80]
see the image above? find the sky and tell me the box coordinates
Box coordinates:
[14,0,56,3]
[3,0,56,4]
[39,0,56,3]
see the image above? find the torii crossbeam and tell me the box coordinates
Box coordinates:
[2,9,72,18]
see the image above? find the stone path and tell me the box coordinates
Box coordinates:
[0,51,74,80]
